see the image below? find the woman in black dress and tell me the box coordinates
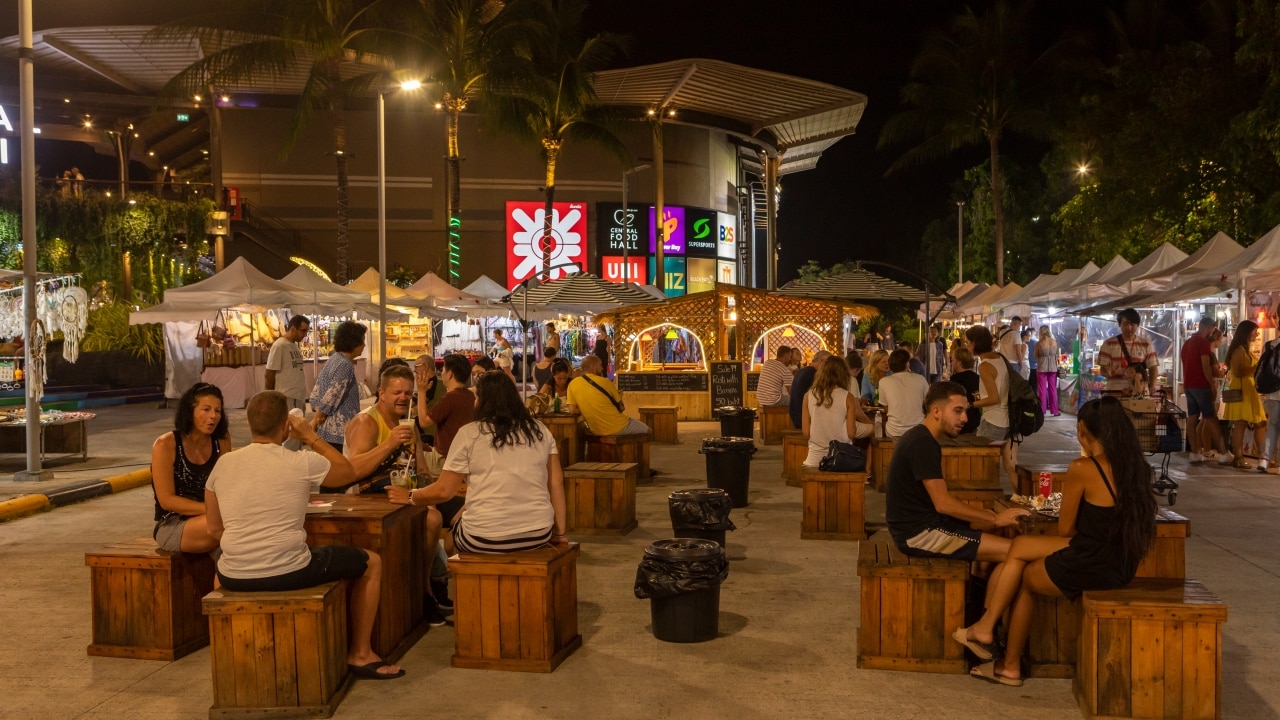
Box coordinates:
[592,325,610,375]
[954,396,1156,686]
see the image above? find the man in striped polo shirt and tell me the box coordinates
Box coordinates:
[757,346,794,407]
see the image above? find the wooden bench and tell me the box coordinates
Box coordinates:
[870,436,895,492]
[857,531,968,674]
[800,468,866,540]
[1076,579,1226,720]
[941,445,1002,491]
[782,431,807,487]
[540,415,584,468]
[758,405,791,445]
[85,537,215,660]
[452,542,582,672]
[564,462,638,535]
[639,406,679,444]
[203,582,350,719]
[585,432,650,483]
[1137,508,1189,579]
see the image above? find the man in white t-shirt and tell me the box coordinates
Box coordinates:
[265,315,310,410]
[878,349,930,437]
[204,390,405,680]
[756,346,795,407]
[996,316,1025,374]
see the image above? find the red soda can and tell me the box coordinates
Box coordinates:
[1038,472,1053,498]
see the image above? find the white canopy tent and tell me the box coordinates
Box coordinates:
[1185,224,1280,314]
[161,257,313,310]
[1035,262,1102,304]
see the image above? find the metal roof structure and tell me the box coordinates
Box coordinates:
[592,59,867,176]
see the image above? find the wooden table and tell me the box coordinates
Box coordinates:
[538,413,583,469]
[304,495,428,661]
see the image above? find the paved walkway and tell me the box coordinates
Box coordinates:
[0,409,1276,719]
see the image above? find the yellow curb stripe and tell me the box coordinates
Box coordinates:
[105,469,152,493]
[0,494,52,521]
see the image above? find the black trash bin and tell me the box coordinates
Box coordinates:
[717,406,756,438]
[700,437,757,508]
[634,538,729,643]
[668,488,737,547]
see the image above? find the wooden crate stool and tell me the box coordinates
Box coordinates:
[585,432,650,482]
[782,431,807,487]
[564,462,638,535]
[86,537,215,660]
[203,582,350,720]
[941,445,1002,492]
[870,437,895,492]
[1136,508,1189,579]
[758,405,791,445]
[639,406,679,444]
[452,542,582,672]
[800,468,866,540]
[1076,579,1227,720]
[857,531,968,673]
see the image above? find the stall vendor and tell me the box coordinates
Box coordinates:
[1096,308,1158,396]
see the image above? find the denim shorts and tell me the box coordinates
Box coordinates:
[1185,387,1217,419]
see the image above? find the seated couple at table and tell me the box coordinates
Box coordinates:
[562,355,649,437]
[202,390,405,680]
[887,387,1157,686]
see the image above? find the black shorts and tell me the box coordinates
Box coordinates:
[891,516,982,562]
[218,545,369,592]
[436,495,465,528]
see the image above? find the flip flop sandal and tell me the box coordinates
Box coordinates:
[952,627,993,661]
[349,660,405,680]
[969,661,1023,687]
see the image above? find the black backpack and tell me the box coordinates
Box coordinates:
[1256,339,1280,395]
[1002,358,1044,441]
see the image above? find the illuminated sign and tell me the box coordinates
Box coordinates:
[717,259,737,285]
[0,106,12,164]
[596,202,650,255]
[649,206,686,255]
[717,212,737,260]
[648,256,687,297]
[601,256,648,284]
[176,113,190,123]
[685,209,717,258]
[506,201,588,289]
[687,258,716,294]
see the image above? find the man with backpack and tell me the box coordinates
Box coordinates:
[996,317,1025,376]
[1256,333,1280,472]
[1181,317,1231,464]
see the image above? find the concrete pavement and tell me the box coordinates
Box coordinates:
[0,408,1276,719]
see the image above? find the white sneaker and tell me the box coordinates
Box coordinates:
[1258,459,1270,473]
[1188,452,1204,464]
[1218,452,1234,465]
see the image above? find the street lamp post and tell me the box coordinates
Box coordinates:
[620,164,651,283]
[957,200,965,284]
[377,80,422,366]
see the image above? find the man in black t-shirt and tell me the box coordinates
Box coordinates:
[885,382,1028,561]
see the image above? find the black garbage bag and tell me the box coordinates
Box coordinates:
[698,436,757,454]
[668,489,737,531]
[634,539,730,600]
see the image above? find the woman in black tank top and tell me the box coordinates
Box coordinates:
[955,397,1157,686]
[151,382,233,552]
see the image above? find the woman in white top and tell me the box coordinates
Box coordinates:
[966,325,1017,485]
[802,356,874,467]
[403,372,568,553]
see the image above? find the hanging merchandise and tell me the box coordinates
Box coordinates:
[60,286,88,363]
[27,318,45,402]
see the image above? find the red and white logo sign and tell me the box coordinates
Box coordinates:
[601,256,648,284]
[506,201,588,289]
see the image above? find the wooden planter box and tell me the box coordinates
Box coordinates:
[758,405,791,445]
[452,543,582,672]
[800,469,866,540]
[564,462,638,535]
[203,582,350,720]
[857,532,968,674]
[783,432,807,487]
[86,537,215,660]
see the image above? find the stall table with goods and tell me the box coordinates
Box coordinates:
[0,409,96,461]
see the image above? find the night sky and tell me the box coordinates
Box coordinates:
[585,1,1118,284]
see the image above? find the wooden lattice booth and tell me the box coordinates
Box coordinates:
[597,284,875,421]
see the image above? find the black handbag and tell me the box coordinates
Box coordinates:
[819,440,865,472]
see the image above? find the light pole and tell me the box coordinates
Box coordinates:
[377,80,422,366]
[620,163,651,283]
[956,200,965,284]
[17,0,47,481]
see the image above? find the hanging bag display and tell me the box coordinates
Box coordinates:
[195,320,211,349]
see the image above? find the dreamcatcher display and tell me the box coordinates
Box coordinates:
[27,318,45,401]
[60,287,87,362]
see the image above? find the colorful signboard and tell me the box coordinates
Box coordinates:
[596,202,650,256]
[685,208,718,258]
[717,259,737,285]
[687,258,716,294]
[600,256,648,284]
[649,206,686,255]
[717,211,737,260]
[648,256,687,297]
[506,201,588,289]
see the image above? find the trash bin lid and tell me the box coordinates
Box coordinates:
[668,488,731,502]
[700,436,756,451]
[715,406,755,418]
[645,538,724,560]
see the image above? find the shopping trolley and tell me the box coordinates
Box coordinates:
[1124,398,1186,505]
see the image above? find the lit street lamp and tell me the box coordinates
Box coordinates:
[377,79,422,365]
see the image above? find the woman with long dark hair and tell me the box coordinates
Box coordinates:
[150,382,232,553]
[393,372,567,553]
[1223,320,1265,469]
[538,358,573,399]
[954,397,1156,686]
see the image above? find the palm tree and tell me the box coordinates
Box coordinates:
[879,1,1068,285]
[409,0,512,286]
[151,1,403,283]
[486,0,629,279]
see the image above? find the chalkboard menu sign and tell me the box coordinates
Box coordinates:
[616,372,709,392]
[746,372,759,392]
[710,361,744,410]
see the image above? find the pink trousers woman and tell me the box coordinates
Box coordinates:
[1038,370,1059,415]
